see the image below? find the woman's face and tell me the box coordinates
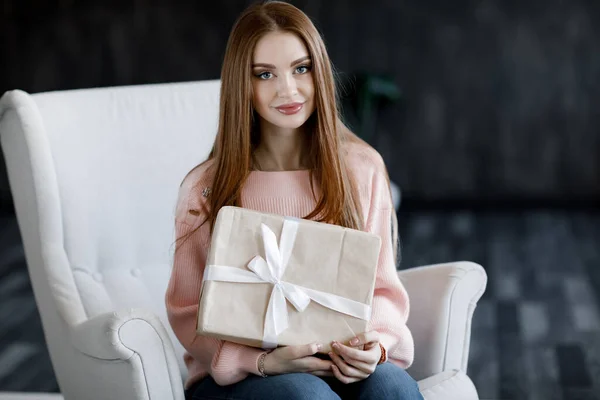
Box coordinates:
[251,31,316,131]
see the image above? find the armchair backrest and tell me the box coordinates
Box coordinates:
[0,80,221,381]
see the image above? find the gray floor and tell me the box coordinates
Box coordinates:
[1,206,599,399]
[398,209,600,400]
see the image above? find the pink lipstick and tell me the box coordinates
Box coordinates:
[275,102,304,115]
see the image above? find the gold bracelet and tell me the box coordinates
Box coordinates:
[258,352,268,377]
[378,343,387,365]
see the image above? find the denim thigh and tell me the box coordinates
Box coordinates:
[323,363,423,400]
[186,373,342,400]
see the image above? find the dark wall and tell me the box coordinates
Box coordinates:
[1,0,599,206]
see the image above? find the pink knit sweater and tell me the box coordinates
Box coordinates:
[165,144,414,389]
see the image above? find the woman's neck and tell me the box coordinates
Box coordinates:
[253,123,310,171]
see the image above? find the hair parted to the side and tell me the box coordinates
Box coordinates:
[177,0,399,263]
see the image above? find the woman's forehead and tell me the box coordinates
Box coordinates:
[252,31,309,66]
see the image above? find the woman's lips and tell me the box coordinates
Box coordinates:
[275,102,304,115]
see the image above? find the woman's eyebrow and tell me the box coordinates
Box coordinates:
[290,56,311,66]
[252,56,311,69]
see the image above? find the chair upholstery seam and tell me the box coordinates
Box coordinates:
[443,265,486,371]
[118,317,176,400]
[419,369,461,394]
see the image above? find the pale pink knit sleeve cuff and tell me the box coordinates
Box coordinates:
[237,346,265,376]
[210,344,268,385]
[379,333,394,362]
[379,329,414,369]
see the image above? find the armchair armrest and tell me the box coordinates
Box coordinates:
[418,370,479,400]
[71,308,184,400]
[399,261,487,381]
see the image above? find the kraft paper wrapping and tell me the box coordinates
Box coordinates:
[196,206,381,353]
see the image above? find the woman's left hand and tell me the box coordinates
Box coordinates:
[328,331,382,384]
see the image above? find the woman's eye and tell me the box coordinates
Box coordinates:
[257,71,273,80]
[295,65,311,74]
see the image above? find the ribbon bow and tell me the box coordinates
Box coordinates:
[204,218,371,348]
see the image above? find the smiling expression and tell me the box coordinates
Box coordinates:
[251,31,316,132]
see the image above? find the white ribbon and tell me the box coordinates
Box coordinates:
[203,217,371,348]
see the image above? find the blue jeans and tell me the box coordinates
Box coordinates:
[185,362,423,400]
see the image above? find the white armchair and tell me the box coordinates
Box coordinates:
[0,81,487,400]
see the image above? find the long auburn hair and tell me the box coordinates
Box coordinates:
[181,0,399,261]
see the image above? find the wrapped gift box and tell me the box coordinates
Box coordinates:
[196,206,381,353]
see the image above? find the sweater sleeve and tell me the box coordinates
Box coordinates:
[165,178,264,386]
[365,166,415,368]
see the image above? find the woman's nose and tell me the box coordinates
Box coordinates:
[276,74,298,98]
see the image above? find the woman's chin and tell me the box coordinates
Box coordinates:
[269,114,311,130]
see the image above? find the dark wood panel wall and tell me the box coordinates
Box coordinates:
[1,0,599,206]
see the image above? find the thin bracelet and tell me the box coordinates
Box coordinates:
[377,343,387,365]
[258,352,268,377]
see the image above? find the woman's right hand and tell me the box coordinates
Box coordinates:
[262,343,334,376]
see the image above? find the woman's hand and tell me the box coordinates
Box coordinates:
[262,343,333,376]
[328,331,382,384]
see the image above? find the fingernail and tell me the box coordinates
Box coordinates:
[350,338,359,345]
[332,342,339,349]
[328,352,334,357]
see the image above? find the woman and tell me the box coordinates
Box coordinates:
[165,1,422,399]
